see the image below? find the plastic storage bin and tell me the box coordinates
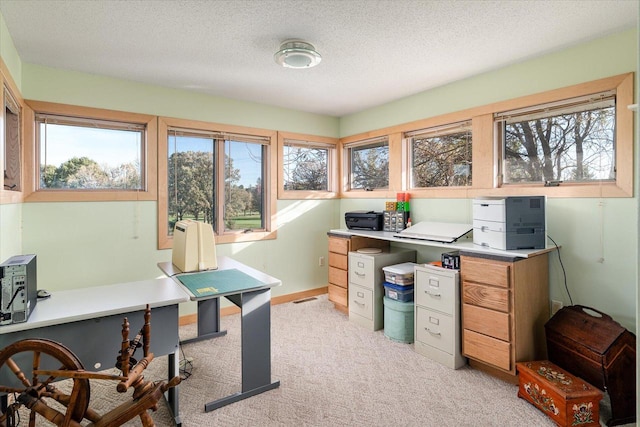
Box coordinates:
[382,262,417,285]
[383,297,414,343]
[383,282,414,302]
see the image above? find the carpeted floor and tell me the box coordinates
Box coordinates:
[20,294,626,426]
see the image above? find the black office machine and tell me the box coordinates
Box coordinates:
[345,211,384,231]
[0,254,37,325]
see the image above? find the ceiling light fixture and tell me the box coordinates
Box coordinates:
[274,40,322,69]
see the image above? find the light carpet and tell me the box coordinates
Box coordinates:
[35,294,624,426]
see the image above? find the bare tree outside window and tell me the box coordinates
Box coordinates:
[283,143,328,190]
[410,127,472,188]
[501,96,615,184]
[349,140,389,190]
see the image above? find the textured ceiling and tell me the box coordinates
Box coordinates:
[0,0,637,117]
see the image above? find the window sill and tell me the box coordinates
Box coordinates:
[24,189,157,203]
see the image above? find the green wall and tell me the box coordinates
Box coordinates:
[0,10,637,331]
[340,29,637,137]
[21,64,339,137]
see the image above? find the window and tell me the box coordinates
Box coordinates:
[23,101,157,202]
[345,137,389,191]
[159,117,276,248]
[3,85,21,192]
[406,121,472,188]
[36,114,145,190]
[496,91,616,185]
[283,141,329,191]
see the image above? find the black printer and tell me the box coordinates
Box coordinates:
[345,211,384,231]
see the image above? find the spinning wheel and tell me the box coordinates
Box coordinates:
[0,338,91,426]
[0,305,180,427]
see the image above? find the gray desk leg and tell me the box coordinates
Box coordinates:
[166,348,181,427]
[180,298,227,345]
[204,288,280,412]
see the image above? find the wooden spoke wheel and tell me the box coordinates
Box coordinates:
[0,338,90,426]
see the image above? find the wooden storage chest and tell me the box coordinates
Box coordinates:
[545,305,636,426]
[517,360,603,427]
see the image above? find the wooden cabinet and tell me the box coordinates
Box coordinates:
[326,233,388,313]
[414,264,465,369]
[460,252,549,382]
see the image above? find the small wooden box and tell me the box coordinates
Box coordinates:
[517,360,603,427]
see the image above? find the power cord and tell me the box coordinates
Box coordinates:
[178,346,193,380]
[547,235,573,306]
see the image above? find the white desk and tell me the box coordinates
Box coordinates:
[0,278,190,426]
[330,228,556,258]
[158,256,281,412]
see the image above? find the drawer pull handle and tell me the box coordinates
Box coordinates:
[353,300,365,307]
[424,327,441,336]
[355,272,366,277]
[425,290,441,297]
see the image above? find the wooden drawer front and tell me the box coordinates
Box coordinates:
[329,266,348,288]
[462,282,509,312]
[463,303,510,341]
[328,283,348,307]
[415,307,453,353]
[349,255,375,288]
[463,329,511,371]
[328,237,349,255]
[328,252,347,270]
[415,269,455,315]
[461,256,510,288]
[349,284,373,320]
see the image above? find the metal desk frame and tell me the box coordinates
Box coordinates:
[0,278,189,426]
[158,256,281,412]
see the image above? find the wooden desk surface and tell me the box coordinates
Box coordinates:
[158,256,282,301]
[0,277,190,334]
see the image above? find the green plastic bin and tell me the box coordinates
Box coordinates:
[383,296,414,343]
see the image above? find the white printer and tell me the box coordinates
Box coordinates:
[473,196,546,250]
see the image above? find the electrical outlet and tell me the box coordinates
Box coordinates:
[318,256,325,267]
[551,300,563,315]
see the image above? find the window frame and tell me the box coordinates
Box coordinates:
[277,131,338,199]
[158,116,277,249]
[485,73,634,197]
[339,72,634,200]
[341,135,391,195]
[405,120,473,190]
[0,60,24,205]
[23,100,157,202]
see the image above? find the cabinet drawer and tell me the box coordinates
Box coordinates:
[461,256,510,288]
[415,307,454,354]
[328,283,347,307]
[328,266,348,288]
[415,267,456,315]
[463,303,510,341]
[462,282,509,312]
[328,237,349,255]
[328,252,347,270]
[463,329,511,371]
[348,255,375,288]
[349,284,373,320]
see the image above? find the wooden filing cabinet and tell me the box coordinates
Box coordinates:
[460,253,549,382]
[414,264,465,369]
[327,233,388,313]
[348,248,415,331]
